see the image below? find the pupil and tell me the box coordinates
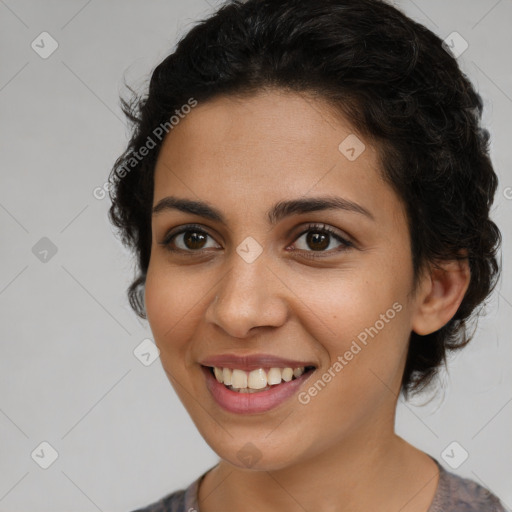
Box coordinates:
[307,232,329,251]
[184,231,329,251]
[185,231,206,250]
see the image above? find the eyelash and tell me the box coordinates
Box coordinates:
[159,223,353,259]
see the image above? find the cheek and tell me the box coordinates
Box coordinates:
[300,269,412,402]
[303,267,409,346]
[144,263,199,360]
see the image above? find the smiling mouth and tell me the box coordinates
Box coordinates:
[205,365,316,393]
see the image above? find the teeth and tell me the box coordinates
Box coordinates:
[231,369,247,389]
[237,387,264,393]
[214,367,224,383]
[282,368,293,382]
[267,367,282,385]
[293,367,304,378]
[211,365,308,391]
[248,369,267,389]
[222,367,232,385]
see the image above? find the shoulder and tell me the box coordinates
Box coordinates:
[129,489,188,512]
[431,460,508,512]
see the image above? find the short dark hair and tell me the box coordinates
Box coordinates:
[108,0,501,397]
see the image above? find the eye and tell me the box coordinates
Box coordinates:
[290,223,353,257]
[159,222,353,258]
[159,224,220,253]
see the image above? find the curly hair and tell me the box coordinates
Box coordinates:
[108,0,501,397]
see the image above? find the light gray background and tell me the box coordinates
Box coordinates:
[0,1,511,511]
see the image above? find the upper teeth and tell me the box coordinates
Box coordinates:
[213,366,307,390]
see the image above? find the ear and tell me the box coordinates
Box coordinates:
[411,258,471,336]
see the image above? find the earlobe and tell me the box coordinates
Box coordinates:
[412,259,471,336]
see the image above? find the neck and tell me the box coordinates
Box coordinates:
[198,423,439,512]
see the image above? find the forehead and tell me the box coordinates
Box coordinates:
[153,90,404,228]
[158,90,372,167]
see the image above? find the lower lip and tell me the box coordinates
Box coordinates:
[202,366,315,414]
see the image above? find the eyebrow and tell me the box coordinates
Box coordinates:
[151,195,374,224]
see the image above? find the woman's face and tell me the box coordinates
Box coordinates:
[145,90,423,470]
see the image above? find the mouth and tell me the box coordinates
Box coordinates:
[200,362,317,414]
[205,365,316,393]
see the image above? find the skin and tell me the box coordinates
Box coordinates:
[145,89,470,512]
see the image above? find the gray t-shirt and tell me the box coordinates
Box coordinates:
[130,458,507,512]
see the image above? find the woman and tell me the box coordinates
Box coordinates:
[108,0,505,510]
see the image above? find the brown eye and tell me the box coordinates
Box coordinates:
[181,231,208,250]
[305,232,330,251]
[292,223,353,255]
[160,224,220,253]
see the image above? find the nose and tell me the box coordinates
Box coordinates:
[204,254,289,339]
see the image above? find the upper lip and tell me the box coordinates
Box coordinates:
[200,353,317,371]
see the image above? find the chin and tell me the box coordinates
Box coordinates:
[204,434,307,472]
